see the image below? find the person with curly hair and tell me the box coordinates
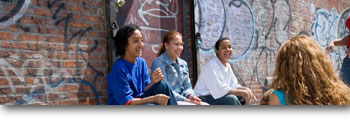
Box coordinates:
[269,36,350,105]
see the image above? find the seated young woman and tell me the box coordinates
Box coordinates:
[151,30,208,105]
[106,25,177,105]
[194,37,257,105]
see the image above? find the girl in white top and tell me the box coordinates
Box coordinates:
[194,37,257,105]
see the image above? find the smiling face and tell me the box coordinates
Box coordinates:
[165,34,184,62]
[124,29,144,60]
[215,39,232,65]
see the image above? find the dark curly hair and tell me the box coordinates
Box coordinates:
[115,24,141,57]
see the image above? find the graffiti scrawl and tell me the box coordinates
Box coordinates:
[0,0,31,27]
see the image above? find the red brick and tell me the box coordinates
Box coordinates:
[100,54,107,61]
[19,16,43,24]
[70,53,88,60]
[0,87,12,94]
[14,43,30,50]
[66,93,78,99]
[60,53,69,59]
[6,25,18,32]
[11,78,24,86]
[15,86,26,94]
[79,98,96,105]
[93,24,101,30]
[90,54,99,60]
[46,36,65,43]
[58,29,65,35]
[0,97,14,104]
[1,41,9,48]
[51,61,61,67]
[63,61,76,67]
[46,52,57,59]
[54,100,79,105]
[71,22,91,28]
[25,77,35,84]
[79,84,93,91]
[89,32,98,37]
[83,16,103,22]
[67,45,77,51]
[34,8,51,16]
[48,94,60,101]
[56,85,79,92]
[0,78,9,86]
[18,34,45,41]
[98,32,105,37]
[0,32,13,40]
[69,4,84,12]
[46,28,57,34]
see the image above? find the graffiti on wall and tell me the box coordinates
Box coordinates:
[311,8,339,47]
[195,0,254,63]
[115,0,184,66]
[338,9,350,39]
[0,0,31,27]
[0,0,105,105]
[311,8,349,71]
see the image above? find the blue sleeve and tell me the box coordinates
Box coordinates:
[141,59,151,86]
[151,58,167,81]
[181,63,195,98]
[106,68,134,105]
[273,90,286,105]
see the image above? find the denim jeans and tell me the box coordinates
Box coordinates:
[141,80,178,105]
[199,94,242,105]
[341,57,350,86]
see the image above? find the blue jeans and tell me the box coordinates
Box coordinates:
[199,94,242,105]
[141,80,178,105]
[341,57,350,86]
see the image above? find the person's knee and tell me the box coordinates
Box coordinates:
[224,95,241,105]
[153,80,172,92]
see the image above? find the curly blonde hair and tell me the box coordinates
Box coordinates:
[272,36,350,105]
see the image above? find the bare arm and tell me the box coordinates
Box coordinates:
[333,35,350,46]
[227,88,248,97]
[227,87,257,105]
[326,35,350,53]
[269,93,281,105]
[128,94,169,105]
[128,97,155,105]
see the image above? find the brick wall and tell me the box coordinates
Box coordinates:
[0,0,108,105]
